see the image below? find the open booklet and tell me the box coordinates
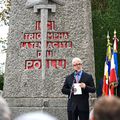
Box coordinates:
[73,83,82,95]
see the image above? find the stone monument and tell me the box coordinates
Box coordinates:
[3,0,96,120]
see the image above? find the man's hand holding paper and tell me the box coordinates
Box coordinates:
[73,82,86,95]
[73,83,82,95]
[79,82,86,89]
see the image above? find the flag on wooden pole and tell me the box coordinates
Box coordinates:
[102,32,112,96]
[109,52,118,95]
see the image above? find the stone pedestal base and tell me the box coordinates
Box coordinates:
[6,97,67,120]
[5,97,96,120]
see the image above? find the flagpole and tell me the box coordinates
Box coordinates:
[113,30,119,96]
[107,32,112,96]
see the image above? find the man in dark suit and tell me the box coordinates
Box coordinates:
[62,57,96,120]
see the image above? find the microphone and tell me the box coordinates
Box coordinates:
[69,78,75,99]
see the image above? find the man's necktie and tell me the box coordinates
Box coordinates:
[76,74,79,83]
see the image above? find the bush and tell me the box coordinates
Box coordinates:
[92,0,120,87]
[0,74,4,90]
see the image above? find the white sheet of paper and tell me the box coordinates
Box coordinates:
[73,83,82,95]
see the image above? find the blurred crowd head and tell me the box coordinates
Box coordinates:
[0,96,11,120]
[93,96,120,120]
[14,111,58,120]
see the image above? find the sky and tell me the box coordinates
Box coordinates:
[0,24,8,73]
[0,0,9,73]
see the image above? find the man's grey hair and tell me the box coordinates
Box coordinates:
[72,57,83,65]
[14,111,58,120]
[0,96,11,120]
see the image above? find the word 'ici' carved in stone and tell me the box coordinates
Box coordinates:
[35,21,55,31]
[24,32,69,40]
[25,59,66,69]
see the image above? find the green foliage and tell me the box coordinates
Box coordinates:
[0,0,11,25]
[92,0,120,87]
[0,37,7,52]
[92,0,108,11]
[0,74,4,90]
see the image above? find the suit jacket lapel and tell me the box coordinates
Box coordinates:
[79,71,84,83]
[71,72,75,83]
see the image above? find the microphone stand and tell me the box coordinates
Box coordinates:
[69,78,75,99]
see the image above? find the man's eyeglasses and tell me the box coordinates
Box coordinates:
[73,63,82,66]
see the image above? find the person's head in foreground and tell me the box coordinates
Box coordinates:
[0,96,11,120]
[93,96,120,120]
[14,111,58,120]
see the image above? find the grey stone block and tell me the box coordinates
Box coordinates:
[3,0,96,120]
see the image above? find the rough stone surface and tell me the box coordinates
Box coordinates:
[3,0,96,120]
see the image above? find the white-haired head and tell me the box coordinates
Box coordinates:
[72,57,83,65]
[72,57,83,71]
[0,96,11,120]
[14,111,58,120]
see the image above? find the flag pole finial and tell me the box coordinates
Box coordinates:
[107,31,110,44]
[114,29,116,38]
[107,31,110,39]
[106,31,112,60]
